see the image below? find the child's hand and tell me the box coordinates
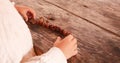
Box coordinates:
[15,5,36,21]
[54,35,78,59]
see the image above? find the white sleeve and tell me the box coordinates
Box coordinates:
[24,47,67,63]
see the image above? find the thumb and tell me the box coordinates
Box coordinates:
[54,37,62,46]
[55,37,62,42]
[21,11,28,21]
[24,14,28,21]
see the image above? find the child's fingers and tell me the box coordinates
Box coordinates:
[28,8,36,19]
[72,38,77,45]
[73,49,78,55]
[56,37,62,42]
[73,44,77,51]
[73,44,78,55]
[22,11,28,21]
[72,38,78,55]
[64,34,74,41]
[27,11,33,19]
[54,37,62,46]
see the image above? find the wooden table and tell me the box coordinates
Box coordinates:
[12,0,120,63]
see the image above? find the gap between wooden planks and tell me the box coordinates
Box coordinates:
[44,0,120,38]
[12,0,120,63]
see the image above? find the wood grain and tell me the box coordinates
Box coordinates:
[44,0,120,37]
[12,0,120,63]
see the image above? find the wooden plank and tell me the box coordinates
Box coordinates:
[12,0,120,63]
[44,0,120,37]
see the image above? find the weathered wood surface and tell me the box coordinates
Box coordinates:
[44,0,120,37]
[12,0,120,63]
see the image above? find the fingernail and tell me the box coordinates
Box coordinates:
[57,37,60,39]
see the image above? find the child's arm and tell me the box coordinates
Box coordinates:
[15,5,36,21]
[24,35,78,63]
[13,3,78,63]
